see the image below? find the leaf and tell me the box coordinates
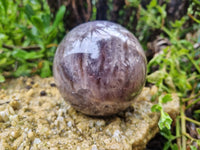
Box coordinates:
[0,52,15,68]
[161,94,172,103]
[29,0,40,4]
[40,61,51,78]
[194,110,200,114]
[25,52,44,60]
[1,0,8,14]
[25,4,35,19]
[31,26,38,36]
[42,14,51,33]
[47,29,58,43]
[171,17,186,28]
[17,25,44,48]
[0,33,7,40]
[0,74,5,83]
[147,70,166,84]
[14,64,31,77]
[12,49,44,61]
[51,5,66,31]
[147,54,163,72]
[17,25,36,40]
[171,144,179,150]
[31,16,44,33]
[197,128,200,135]
[156,5,166,19]
[159,111,172,130]
[190,145,198,150]
[160,127,175,140]
[178,49,189,56]
[0,57,7,67]
[151,104,162,112]
[163,141,170,150]
[164,76,176,90]
[149,0,157,8]
[127,0,141,7]
[197,140,200,146]
[12,49,27,62]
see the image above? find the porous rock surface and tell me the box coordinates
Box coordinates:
[0,76,179,150]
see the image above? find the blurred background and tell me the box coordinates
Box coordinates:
[0,0,199,79]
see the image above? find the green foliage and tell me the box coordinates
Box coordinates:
[151,94,176,150]
[0,0,66,78]
[91,0,97,21]
[132,0,200,149]
[151,94,172,130]
[161,128,178,150]
[190,145,198,150]
[147,46,194,95]
[0,74,5,83]
[127,0,141,7]
[136,0,167,42]
[197,128,200,135]
[194,110,200,121]
[141,0,199,96]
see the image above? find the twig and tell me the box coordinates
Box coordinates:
[80,0,87,20]
[72,0,81,22]
[3,44,41,50]
[86,0,92,21]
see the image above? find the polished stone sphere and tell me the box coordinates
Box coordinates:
[53,21,147,116]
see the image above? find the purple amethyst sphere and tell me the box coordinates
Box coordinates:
[53,21,147,116]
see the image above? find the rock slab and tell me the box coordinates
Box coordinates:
[0,76,179,150]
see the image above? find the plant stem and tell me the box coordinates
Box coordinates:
[182,132,199,143]
[176,117,181,150]
[181,104,186,150]
[186,98,200,109]
[182,92,200,102]
[184,116,200,126]
[186,53,200,74]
